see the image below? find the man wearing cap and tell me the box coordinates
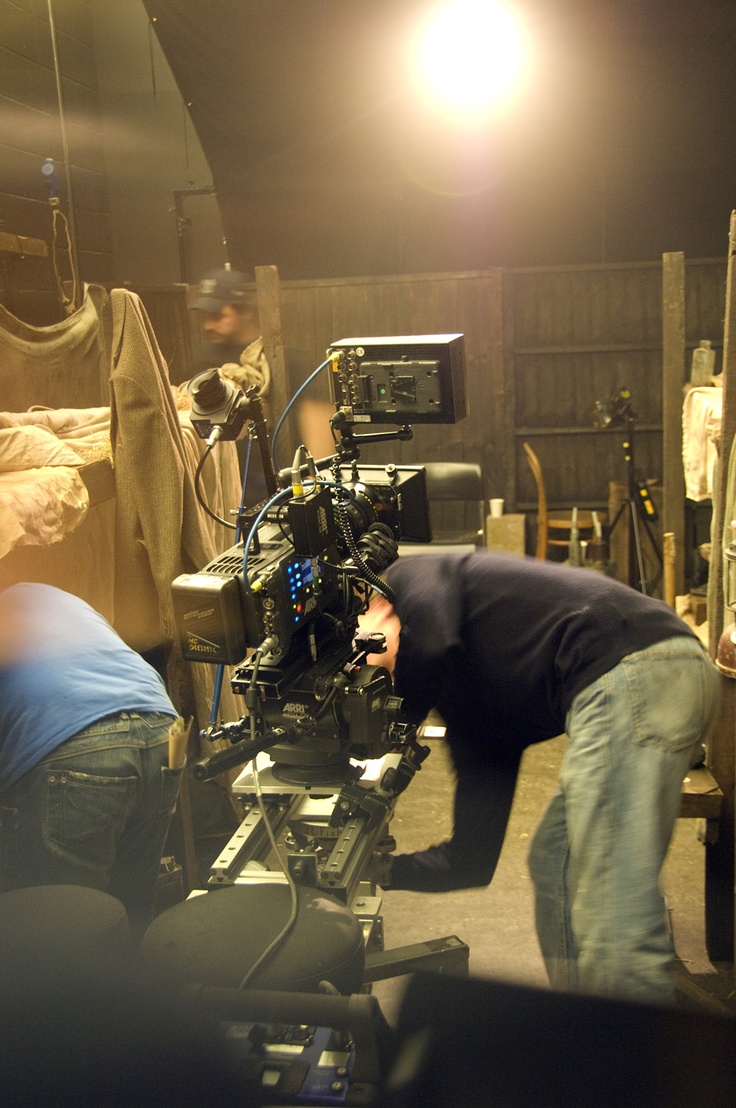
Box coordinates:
[191,268,334,501]
[192,267,271,401]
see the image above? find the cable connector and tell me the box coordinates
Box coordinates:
[257,634,280,656]
[206,423,224,449]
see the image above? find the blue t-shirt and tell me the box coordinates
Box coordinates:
[0,583,177,791]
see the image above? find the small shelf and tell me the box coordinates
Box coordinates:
[516,426,663,437]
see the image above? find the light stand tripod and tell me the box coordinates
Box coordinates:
[607,419,663,595]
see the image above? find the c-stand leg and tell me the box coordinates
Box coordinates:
[608,496,663,595]
[607,424,663,595]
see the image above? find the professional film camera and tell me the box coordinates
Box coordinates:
[160,336,469,1104]
[171,333,467,902]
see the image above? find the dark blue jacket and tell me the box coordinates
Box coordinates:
[386,551,696,891]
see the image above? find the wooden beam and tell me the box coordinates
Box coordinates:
[79,459,115,506]
[0,230,47,257]
[703,212,736,963]
[704,675,736,960]
[515,425,662,437]
[709,212,736,655]
[515,342,663,356]
[484,268,506,505]
[679,765,724,820]
[662,251,686,596]
[255,264,297,466]
[502,269,517,509]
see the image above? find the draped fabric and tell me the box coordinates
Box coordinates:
[0,285,109,413]
[682,386,722,502]
[0,285,243,731]
[109,287,205,649]
[0,287,115,614]
[108,287,242,725]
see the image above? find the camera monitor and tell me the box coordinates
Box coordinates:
[327,334,467,424]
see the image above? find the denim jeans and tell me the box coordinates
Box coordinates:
[528,637,720,1005]
[0,711,182,939]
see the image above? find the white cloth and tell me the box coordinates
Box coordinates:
[0,419,96,559]
[682,386,722,501]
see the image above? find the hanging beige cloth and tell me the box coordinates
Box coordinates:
[0,288,112,596]
[108,287,242,725]
[0,285,109,412]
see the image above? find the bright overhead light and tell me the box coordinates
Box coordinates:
[413,0,531,121]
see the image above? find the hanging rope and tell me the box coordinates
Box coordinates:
[51,205,79,316]
[182,98,191,171]
[47,1,81,312]
[148,18,158,101]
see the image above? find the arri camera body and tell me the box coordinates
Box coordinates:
[171,461,431,783]
[172,462,430,667]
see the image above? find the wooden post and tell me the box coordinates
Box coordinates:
[483,268,508,507]
[663,531,676,607]
[705,675,736,962]
[661,252,686,597]
[709,214,736,655]
[704,212,736,964]
[501,269,517,511]
[255,264,298,467]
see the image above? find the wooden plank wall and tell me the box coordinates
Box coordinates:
[511,262,665,512]
[138,256,727,550]
[0,0,113,324]
[276,271,506,489]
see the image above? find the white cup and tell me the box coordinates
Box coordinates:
[490,498,504,518]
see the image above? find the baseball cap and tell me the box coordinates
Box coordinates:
[192,268,249,312]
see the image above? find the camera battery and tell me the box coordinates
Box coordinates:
[171,572,247,664]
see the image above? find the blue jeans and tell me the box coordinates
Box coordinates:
[0,711,182,938]
[528,637,720,1004]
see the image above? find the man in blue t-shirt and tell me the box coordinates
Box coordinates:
[360,552,720,1005]
[0,583,183,937]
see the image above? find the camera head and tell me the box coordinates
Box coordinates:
[187,367,252,441]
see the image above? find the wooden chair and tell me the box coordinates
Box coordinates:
[522,442,606,560]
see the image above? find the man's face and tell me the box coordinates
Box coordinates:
[200,304,247,345]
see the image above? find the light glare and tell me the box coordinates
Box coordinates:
[415,1,529,119]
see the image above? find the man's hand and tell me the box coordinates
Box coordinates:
[369,852,394,889]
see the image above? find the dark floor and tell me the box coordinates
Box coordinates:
[181,729,736,1023]
[371,734,736,1022]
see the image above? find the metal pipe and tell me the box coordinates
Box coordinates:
[172,186,217,283]
[46,0,81,285]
